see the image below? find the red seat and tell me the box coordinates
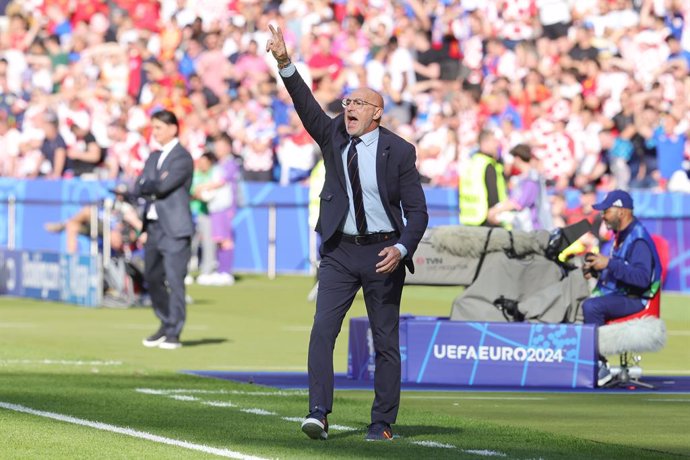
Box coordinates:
[606,234,668,325]
[606,289,660,324]
[599,234,669,389]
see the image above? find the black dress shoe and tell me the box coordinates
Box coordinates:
[301,411,328,440]
[159,336,182,350]
[365,422,393,441]
[142,328,166,347]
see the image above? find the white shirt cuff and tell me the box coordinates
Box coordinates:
[279,62,296,78]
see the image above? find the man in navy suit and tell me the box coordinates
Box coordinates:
[134,110,194,350]
[267,25,428,441]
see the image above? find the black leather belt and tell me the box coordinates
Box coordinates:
[337,232,397,246]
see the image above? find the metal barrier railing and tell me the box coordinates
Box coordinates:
[7,195,15,251]
[5,194,453,281]
[3,193,451,280]
[2,196,289,280]
[3,195,107,259]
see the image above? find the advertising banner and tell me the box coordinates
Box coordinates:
[349,316,597,388]
[1,179,689,293]
[0,249,102,307]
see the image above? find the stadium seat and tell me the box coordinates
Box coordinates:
[597,234,669,388]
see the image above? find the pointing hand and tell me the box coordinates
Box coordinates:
[266,24,290,67]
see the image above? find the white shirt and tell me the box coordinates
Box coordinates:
[536,0,571,26]
[147,138,179,220]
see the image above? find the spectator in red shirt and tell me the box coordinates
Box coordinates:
[307,33,344,94]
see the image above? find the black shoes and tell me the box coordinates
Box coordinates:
[301,411,328,440]
[365,422,393,441]
[142,328,166,347]
[597,360,613,387]
[300,413,394,441]
[142,328,181,349]
[159,336,182,349]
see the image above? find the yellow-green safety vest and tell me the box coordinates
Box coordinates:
[459,153,507,226]
[308,159,325,230]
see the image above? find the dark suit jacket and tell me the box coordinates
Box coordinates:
[135,142,195,239]
[282,70,428,273]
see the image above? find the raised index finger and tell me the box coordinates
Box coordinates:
[268,24,280,38]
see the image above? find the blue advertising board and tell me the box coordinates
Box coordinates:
[348,316,597,388]
[0,249,102,307]
[1,178,690,293]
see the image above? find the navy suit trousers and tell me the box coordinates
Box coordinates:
[309,236,405,425]
[144,221,191,338]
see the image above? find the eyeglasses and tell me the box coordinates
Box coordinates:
[341,98,380,109]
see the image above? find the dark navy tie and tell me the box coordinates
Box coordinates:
[346,137,367,234]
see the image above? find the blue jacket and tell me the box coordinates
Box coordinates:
[593,218,661,305]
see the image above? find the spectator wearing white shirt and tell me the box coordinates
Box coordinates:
[384,34,416,124]
[104,120,149,180]
[536,0,572,54]
[0,110,21,176]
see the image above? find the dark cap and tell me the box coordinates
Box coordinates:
[592,189,633,211]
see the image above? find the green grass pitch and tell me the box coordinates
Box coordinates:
[0,274,688,459]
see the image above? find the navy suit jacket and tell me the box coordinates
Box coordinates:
[135,142,195,239]
[282,70,428,273]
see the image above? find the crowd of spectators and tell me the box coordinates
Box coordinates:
[0,0,689,203]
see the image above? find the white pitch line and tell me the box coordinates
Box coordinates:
[0,401,266,460]
[329,423,357,431]
[413,441,508,457]
[411,440,455,449]
[203,401,237,408]
[644,399,690,402]
[141,388,512,453]
[151,390,361,432]
[169,395,199,402]
[140,388,508,455]
[0,359,122,366]
[464,449,508,457]
[136,388,306,397]
[240,408,276,416]
[141,389,360,432]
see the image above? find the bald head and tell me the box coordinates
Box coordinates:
[344,87,384,137]
[360,88,384,111]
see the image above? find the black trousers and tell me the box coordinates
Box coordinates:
[309,236,405,424]
[144,221,191,338]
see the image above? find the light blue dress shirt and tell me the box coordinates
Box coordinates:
[279,62,408,258]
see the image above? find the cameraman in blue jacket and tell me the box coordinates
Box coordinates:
[582,190,661,385]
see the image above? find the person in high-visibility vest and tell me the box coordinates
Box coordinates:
[308,156,325,231]
[486,143,553,232]
[459,129,507,226]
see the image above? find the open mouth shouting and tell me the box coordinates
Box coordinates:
[346,112,360,134]
[342,90,383,137]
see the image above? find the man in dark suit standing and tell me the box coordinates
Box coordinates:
[267,25,428,441]
[135,110,194,350]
